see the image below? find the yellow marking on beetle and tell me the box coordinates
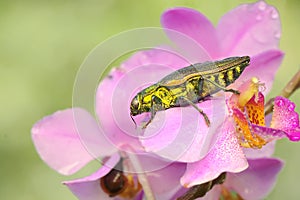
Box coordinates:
[218,73,226,87]
[208,75,215,82]
[227,70,234,82]
[235,66,241,74]
[155,87,173,105]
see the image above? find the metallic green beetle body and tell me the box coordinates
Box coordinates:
[130,56,250,128]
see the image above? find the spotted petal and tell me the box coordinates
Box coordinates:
[180,120,248,187]
[271,96,300,141]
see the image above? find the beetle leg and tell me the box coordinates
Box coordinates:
[197,77,214,101]
[178,97,210,127]
[198,76,204,95]
[203,77,240,94]
[142,95,162,129]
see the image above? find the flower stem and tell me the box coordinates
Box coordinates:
[121,145,155,200]
[265,69,300,115]
[126,152,155,200]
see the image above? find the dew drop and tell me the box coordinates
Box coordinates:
[257,1,267,11]
[271,9,279,19]
[274,31,281,39]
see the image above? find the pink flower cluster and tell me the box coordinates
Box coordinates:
[32,1,300,200]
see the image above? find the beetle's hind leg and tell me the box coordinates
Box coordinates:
[178,97,210,127]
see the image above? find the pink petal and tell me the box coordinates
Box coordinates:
[96,49,189,151]
[250,124,287,141]
[271,96,300,141]
[161,7,217,59]
[141,99,227,162]
[146,162,186,199]
[243,141,276,159]
[217,1,281,56]
[225,158,283,200]
[232,50,284,95]
[64,154,125,200]
[120,47,189,71]
[32,108,117,175]
[180,120,248,187]
[130,154,186,199]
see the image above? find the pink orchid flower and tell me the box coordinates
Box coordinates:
[172,157,283,200]
[32,1,300,200]
[179,77,300,199]
[32,107,188,199]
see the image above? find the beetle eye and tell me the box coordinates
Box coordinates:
[131,97,139,110]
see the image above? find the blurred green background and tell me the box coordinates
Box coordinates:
[0,0,299,199]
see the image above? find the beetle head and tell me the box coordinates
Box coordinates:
[130,95,141,116]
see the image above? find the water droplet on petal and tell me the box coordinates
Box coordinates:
[257,1,267,11]
[271,9,279,19]
[288,103,295,111]
[276,99,284,107]
[256,15,262,21]
[274,31,281,39]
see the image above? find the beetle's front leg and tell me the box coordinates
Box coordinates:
[142,95,162,129]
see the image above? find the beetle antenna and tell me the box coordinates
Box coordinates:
[130,115,137,129]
